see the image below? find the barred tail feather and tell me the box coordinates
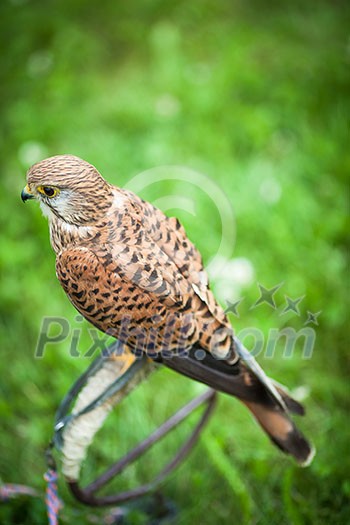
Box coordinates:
[159,339,315,466]
[243,400,314,466]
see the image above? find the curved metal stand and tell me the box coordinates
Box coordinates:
[50,342,217,508]
[68,388,216,507]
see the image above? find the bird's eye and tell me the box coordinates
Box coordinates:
[38,186,59,198]
[43,186,55,196]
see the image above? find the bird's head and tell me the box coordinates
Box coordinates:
[21,155,113,225]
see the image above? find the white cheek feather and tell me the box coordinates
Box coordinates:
[40,192,72,221]
[40,201,55,220]
[54,191,74,216]
[41,194,92,237]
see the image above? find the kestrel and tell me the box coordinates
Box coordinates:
[22,155,314,465]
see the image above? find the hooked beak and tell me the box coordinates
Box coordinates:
[21,185,34,203]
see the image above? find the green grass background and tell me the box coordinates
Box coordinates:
[0,1,349,523]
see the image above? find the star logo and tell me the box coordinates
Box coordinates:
[280,295,305,316]
[251,282,284,310]
[304,310,322,326]
[225,298,244,317]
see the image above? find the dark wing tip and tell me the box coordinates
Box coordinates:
[276,389,306,416]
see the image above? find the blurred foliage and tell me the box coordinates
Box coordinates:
[0,0,349,523]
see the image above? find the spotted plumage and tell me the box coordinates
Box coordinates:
[22,155,314,465]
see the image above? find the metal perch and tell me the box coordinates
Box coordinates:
[51,340,217,507]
